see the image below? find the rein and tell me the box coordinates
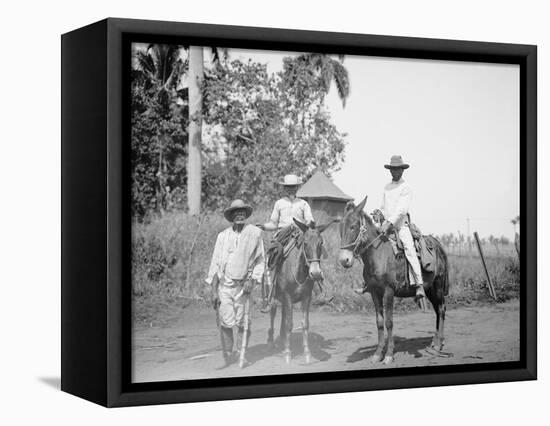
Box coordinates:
[340,213,384,259]
[292,236,323,286]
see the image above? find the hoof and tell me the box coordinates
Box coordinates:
[370,354,382,363]
[382,356,394,365]
[431,339,445,352]
[283,350,291,364]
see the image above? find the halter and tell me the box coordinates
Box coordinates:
[292,235,323,286]
[340,213,383,259]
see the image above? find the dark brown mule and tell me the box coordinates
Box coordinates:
[339,196,449,364]
[267,218,332,364]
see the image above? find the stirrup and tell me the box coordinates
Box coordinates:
[414,286,426,310]
[260,300,273,313]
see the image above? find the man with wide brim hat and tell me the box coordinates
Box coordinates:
[378,155,426,307]
[223,199,253,222]
[206,199,265,367]
[384,155,410,169]
[257,174,315,312]
[261,174,313,231]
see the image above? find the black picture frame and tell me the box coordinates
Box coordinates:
[61,17,537,407]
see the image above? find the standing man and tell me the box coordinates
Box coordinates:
[205,199,265,367]
[378,155,426,303]
[259,174,316,312]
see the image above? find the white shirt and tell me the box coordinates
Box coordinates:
[205,225,265,286]
[381,178,412,229]
[269,197,314,229]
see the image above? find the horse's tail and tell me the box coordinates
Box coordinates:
[428,235,450,296]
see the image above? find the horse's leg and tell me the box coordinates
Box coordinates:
[267,302,277,347]
[437,288,446,351]
[370,289,385,363]
[426,287,441,349]
[427,285,446,351]
[281,294,293,364]
[382,286,395,364]
[301,294,312,364]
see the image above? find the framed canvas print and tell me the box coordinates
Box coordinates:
[61,18,537,407]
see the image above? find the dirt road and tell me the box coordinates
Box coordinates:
[132,300,519,383]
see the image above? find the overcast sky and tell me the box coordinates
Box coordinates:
[226,48,520,240]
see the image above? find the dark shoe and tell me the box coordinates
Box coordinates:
[218,351,233,369]
[260,300,273,313]
[354,283,369,295]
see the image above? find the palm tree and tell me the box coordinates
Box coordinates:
[186,46,227,216]
[285,53,350,107]
[135,44,183,213]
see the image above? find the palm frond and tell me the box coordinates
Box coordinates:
[330,60,350,107]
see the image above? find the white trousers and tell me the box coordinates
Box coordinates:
[218,282,250,328]
[396,225,424,285]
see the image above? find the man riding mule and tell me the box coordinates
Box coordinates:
[258,174,316,313]
[266,218,332,364]
[378,155,426,305]
[205,199,265,368]
[338,158,450,364]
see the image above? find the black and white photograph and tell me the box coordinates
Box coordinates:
[130,42,521,383]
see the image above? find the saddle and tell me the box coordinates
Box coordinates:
[266,224,302,270]
[388,221,437,274]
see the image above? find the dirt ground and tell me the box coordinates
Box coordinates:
[132,299,520,383]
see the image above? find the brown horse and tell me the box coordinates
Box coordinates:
[338,196,449,364]
[267,218,332,364]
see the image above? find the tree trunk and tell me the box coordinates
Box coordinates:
[187,46,203,216]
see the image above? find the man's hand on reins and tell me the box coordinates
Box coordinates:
[379,221,392,235]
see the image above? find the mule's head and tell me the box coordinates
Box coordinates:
[293,218,332,280]
[339,195,368,268]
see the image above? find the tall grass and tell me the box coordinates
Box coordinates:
[132,210,520,320]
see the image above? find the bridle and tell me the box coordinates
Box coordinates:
[293,234,324,286]
[340,213,384,259]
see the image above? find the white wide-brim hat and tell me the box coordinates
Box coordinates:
[279,174,303,186]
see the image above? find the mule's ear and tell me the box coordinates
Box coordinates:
[293,218,309,233]
[345,201,355,212]
[355,195,368,213]
[317,218,338,233]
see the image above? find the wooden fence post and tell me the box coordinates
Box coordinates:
[473,231,497,300]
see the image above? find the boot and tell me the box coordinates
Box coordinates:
[415,285,426,310]
[220,326,234,367]
[260,299,273,313]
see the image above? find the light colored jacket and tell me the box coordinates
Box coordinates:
[381,178,412,229]
[205,224,265,286]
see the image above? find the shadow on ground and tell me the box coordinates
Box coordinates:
[346,336,433,363]
[246,331,334,364]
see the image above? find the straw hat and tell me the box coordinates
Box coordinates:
[223,199,253,222]
[384,155,410,169]
[279,174,303,186]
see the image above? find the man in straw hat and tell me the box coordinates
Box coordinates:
[205,199,265,367]
[378,155,426,304]
[262,174,315,231]
[258,174,315,312]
